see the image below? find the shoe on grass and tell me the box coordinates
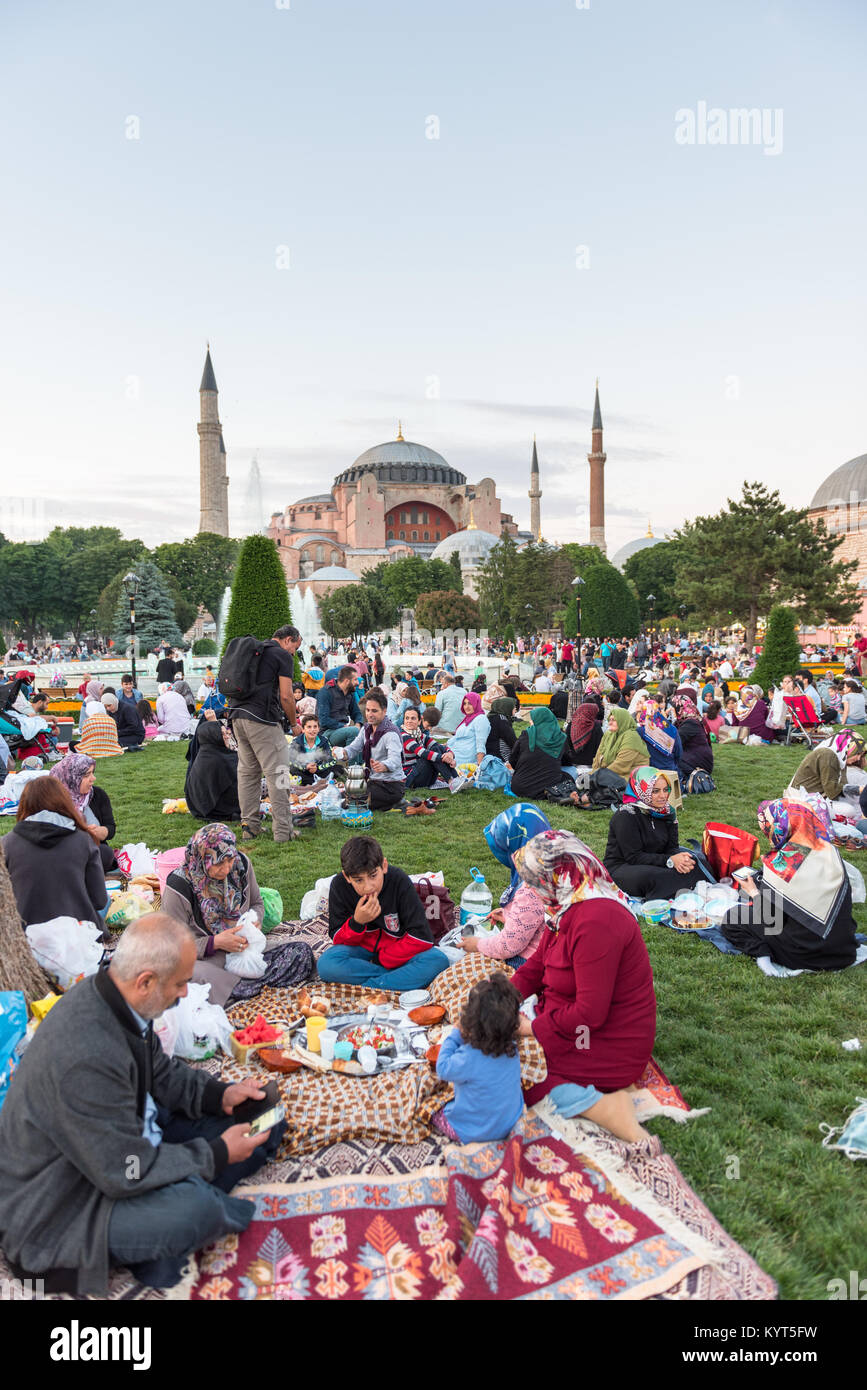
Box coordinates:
[241,824,260,841]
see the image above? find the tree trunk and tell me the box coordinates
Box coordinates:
[745,603,758,652]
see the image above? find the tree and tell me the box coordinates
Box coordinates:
[152,533,240,621]
[448,551,463,589]
[318,585,380,644]
[414,590,481,634]
[623,541,682,624]
[43,527,148,640]
[193,637,218,656]
[751,606,801,691]
[674,482,860,650]
[361,554,460,625]
[220,535,291,654]
[475,533,521,635]
[111,560,184,654]
[0,542,60,644]
[581,563,640,638]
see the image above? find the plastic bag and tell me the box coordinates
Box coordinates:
[224,911,268,978]
[300,875,335,920]
[0,991,27,1113]
[260,886,283,932]
[170,981,234,1060]
[844,860,866,904]
[25,918,105,991]
[105,890,151,929]
[115,842,156,877]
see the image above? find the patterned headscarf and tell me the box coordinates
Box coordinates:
[483,803,552,904]
[757,799,833,850]
[514,829,631,929]
[481,682,507,712]
[51,752,95,813]
[623,766,671,818]
[823,729,867,768]
[672,694,701,723]
[457,691,484,728]
[569,701,600,750]
[180,823,247,935]
[755,797,846,939]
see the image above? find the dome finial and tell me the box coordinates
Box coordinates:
[467,505,477,531]
[646,520,653,537]
[396,420,404,441]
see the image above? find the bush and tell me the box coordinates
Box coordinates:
[414,590,481,634]
[193,637,217,656]
[220,536,291,656]
[581,563,640,639]
[752,605,801,691]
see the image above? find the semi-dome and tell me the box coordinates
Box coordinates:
[611,532,664,572]
[334,436,465,488]
[810,454,867,510]
[309,564,362,582]
[430,527,500,567]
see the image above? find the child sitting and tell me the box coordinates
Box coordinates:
[288,712,338,785]
[319,835,450,989]
[137,699,160,740]
[401,705,460,789]
[433,974,525,1143]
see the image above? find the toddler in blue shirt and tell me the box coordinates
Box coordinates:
[433,973,524,1143]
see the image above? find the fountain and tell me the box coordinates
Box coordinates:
[217,585,232,650]
[290,584,322,657]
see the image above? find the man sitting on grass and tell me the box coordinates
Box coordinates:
[318,836,450,989]
[343,688,406,811]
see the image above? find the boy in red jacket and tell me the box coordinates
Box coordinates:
[318,836,450,989]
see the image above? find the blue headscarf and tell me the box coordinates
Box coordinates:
[483,802,552,905]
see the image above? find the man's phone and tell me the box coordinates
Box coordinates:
[247,1103,285,1137]
[232,1079,279,1125]
[732,866,755,881]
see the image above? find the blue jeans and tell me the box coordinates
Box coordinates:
[328,724,361,747]
[107,1111,285,1288]
[317,944,450,990]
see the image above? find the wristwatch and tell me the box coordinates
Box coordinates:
[666,857,674,869]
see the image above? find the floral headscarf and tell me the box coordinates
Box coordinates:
[672,694,701,723]
[757,798,833,850]
[481,682,507,712]
[457,691,484,728]
[623,766,672,818]
[755,797,845,939]
[513,829,631,929]
[822,729,867,768]
[51,752,95,812]
[180,823,247,935]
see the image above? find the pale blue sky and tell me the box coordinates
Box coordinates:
[1,0,864,553]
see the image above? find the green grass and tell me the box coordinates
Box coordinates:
[6,740,866,1299]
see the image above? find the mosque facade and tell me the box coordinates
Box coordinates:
[807,452,867,639]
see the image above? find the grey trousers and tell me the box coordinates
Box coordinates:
[232,718,295,839]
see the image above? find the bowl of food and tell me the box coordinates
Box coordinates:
[338,1021,397,1059]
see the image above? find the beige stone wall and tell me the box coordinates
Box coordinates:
[809,505,867,626]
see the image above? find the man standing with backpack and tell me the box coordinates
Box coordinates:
[220,625,301,843]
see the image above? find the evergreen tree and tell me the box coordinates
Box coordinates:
[751,605,801,691]
[475,532,520,634]
[111,560,184,654]
[582,563,640,638]
[623,541,681,623]
[220,535,291,655]
[152,533,240,622]
[448,550,463,590]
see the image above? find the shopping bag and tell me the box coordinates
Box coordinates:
[701,822,759,878]
[259,886,283,932]
[169,981,234,1060]
[25,918,105,991]
[115,842,156,877]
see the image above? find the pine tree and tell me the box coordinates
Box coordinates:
[111,560,184,654]
[448,550,463,591]
[751,605,801,690]
[220,535,290,655]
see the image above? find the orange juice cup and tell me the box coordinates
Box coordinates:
[306,1015,328,1053]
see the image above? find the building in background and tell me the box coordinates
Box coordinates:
[806,451,867,642]
[197,348,229,537]
[587,381,606,554]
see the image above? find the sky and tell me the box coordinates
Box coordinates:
[1,0,865,557]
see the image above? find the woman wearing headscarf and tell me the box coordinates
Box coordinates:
[155,682,191,738]
[461,804,552,966]
[445,692,491,769]
[51,751,117,872]
[184,720,242,821]
[392,680,421,727]
[603,767,707,899]
[591,706,647,779]
[720,801,858,971]
[732,685,777,743]
[173,676,196,715]
[508,707,577,803]
[564,700,603,767]
[75,700,124,759]
[162,824,313,1006]
[77,679,104,736]
[483,682,519,720]
[634,697,682,772]
[480,683,518,761]
[509,830,656,1142]
[673,693,714,780]
[788,729,867,820]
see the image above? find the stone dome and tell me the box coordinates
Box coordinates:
[810,454,867,510]
[334,438,465,488]
[310,565,362,583]
[430,527,500,568]
[610,534,664,572]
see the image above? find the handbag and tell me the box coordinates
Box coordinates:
[685,768,716,795]
[701,821,759,878]
[414,877,457,943]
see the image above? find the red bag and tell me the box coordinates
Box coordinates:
[414,877,457,943]
[701,822,759,878]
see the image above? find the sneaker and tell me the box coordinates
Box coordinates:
[448,775,468,795]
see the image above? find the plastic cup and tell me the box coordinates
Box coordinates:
[319,1028,338,1062]
[306,1015,328,1052]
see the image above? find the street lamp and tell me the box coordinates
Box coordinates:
[646,594,656,656]
[679,603,687,640]
[122,572,139,687]
[571,575,585,693]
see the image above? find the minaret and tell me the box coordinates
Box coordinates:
[529,435,542,541]
[198,347,229,536]
[588,380,606,554]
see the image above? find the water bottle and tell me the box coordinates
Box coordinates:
[460,867,493,926]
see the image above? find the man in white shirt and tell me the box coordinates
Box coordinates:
[533,670,553,693]
[434,673,465,733]
[718,659,734,680]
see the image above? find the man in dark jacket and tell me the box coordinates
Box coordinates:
[316,666,363,746]
[104,692,145,748]
[0,914,284,1295]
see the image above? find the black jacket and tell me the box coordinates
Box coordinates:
[677,718,714,777]
[603,807,679,874]
[112,701,145,748]
[485,712,517,760]
[509,729,573,799]
[2,814,107,926]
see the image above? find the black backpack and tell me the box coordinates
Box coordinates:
[218,636,271,702]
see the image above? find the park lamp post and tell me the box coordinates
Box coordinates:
[571,575,585,693]
[679,602,687,638]
[647,594,656,655]
[123,572,139,687]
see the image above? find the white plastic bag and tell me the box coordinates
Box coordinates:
[171,981,234,1060]
[115,842,156,877]
[844,860,866,904]
[25,917,105,991]
[224,910,267,978]
[300,875,335,920]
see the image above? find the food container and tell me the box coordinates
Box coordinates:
[229,1017,285,1063]
[641,899,671,924]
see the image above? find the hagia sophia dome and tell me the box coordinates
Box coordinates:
[809,453,867,510]
[610,526,663,573]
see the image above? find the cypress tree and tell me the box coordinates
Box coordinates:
[581,563,640,638]
[751,605,801,690]
[221,535,291,655]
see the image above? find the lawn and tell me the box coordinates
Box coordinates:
[5,739,865,1300]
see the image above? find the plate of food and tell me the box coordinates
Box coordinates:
[338,1021,396,1056]
[671,911,712,930]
